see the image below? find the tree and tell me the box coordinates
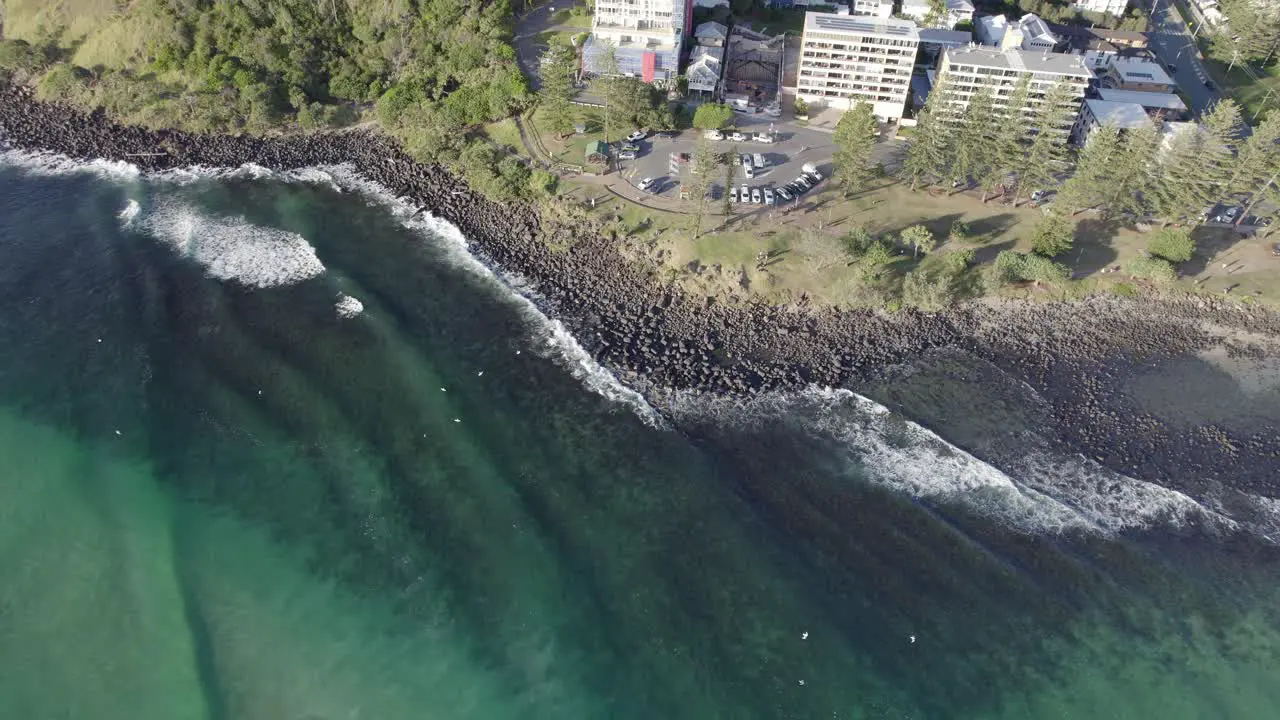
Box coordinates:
[721,147,739,221]
[1013,79,1079,206]
[901,225,936,258]
[1126,256,1178,283]
[1030,212,1075,257]
[901,78,956,190]
[947,220,970,244]
[686,136,720,239]
[982,75,1032,202]
[1106,119,1162,219]
[860,240,896,281]
[1210,0,1280,66]
[832,101,880,197]
[794,97,810,118]
[1149,100,1243,223]
[693,103,735,130]
[922,0,949,28]
[1058,124,1121,215]
[1232,111,1280,224]
[992,250,1071,286]
[539,44,579,137]
[1147,227,1196,263]
[841,226,876,261]
[950,86,996,190]
[591,41,621,142]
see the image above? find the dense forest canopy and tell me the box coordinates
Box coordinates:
[0,0,530,145]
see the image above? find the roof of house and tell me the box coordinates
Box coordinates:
[1106,57,1174,86]
[805,12,921,40]
[585,140,609,158]
[1084,99,1151,129]
[694,21,729,41]
[943,45,1094,78]
[1048,23,1149,46]
[1097,88,1188,112]
[1016,14,1058,45]
[918,28,974,46]
[902,0,973,15]
[687,46,724,83]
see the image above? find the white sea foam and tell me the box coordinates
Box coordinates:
[0,148,142,181]
[139,199,325,288]
[319,164,666,428]
[335,293,364,318]
[666,387,1245,537]
[116,199,141,227]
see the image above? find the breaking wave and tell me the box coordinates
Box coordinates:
[116,199,141,227]
[138,199,325,288]
[665,387,1263,538]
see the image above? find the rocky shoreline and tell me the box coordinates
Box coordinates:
[3,84,1279,503]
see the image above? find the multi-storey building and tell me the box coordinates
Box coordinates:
[583,0,693,85]
[1072,0,1130,16]
[937,45,1092,129]
[796,13,920,121]
[850,0,894,18]
[901,0,975,29]
[976,14,1059,51]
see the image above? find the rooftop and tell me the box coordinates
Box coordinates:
[805,12,921,41]
[1106,57,1174,86]
[918,29,974,46]
[1097,88,1188,112]
[1048,23,1149,45]
[1084,99,1151,129]
[1017,14,1057,44]
[943,45,1094,77]
[694,21,728,41]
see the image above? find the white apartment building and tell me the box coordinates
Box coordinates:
[1072,0,1130,16]
[937,45,1092,129]
[850,0,894,19]
[583,0,692,84]
[977,14,1059,51]
[797,13,920,121]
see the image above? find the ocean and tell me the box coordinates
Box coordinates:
[1,155,1278,719]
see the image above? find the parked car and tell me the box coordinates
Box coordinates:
[744,164,755,179]
[619,144,640,153]
[753,132,774,143]
[1224,206,1241,221]
[730,131,747,142]
[617,151,637,161]
[776,186,792,202]
[793,176,812,191]
[802,163,823,181]
[740,154,752,168]
[763,187,775,205]
[626,130,647,142]
[740,184,750,202]
[729,186,739,203]
[638,177,655,192]
[1030,189,1050,202]
[751,187,762,204]
[1273,242,1280,257]
[705,130,724,141]
[752,153,767,170]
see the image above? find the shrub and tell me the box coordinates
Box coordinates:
[1029,213,1075,258]
[991,250,1071,286]
[1147,227,1195,263]
[692,102,735,130]
[1126,256,1177,283]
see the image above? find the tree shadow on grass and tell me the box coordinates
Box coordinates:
[967,213,1018,240]
[1069,217,1122,277]
[972,239,1016,266]
[1180,225,1249,278]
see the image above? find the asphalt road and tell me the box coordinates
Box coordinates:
[513,1,569,91]
[1144,0,1220,116]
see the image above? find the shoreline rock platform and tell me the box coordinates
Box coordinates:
[3,84,1278,512]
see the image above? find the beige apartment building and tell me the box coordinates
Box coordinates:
[937,45,1092,130]
[797,13,920,122]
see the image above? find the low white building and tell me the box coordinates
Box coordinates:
[1097,88,1189,119]
[901,0,975,28]
[797,13,920,121]
[1072,0,1130,16]
[687,46,724,96]
[851,0,894,18]
[1101,56,1177,93]
[976,13,1059,51]
[1073,98,1150,143]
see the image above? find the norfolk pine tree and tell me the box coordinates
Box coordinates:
[1013,78,1078,207]
[950,86,996,190]
[1231,111,1280,224]
[1057,124,1121,214]
[1106,118,1162,219]
[982,76,1032,202]
[686,136,720,240]
[832,101,880,197]
[539,44,579,138]
[902,79,956,190]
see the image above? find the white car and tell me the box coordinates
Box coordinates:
[617,150,636,161]
[730,131,747,142]
[1224,206,1241,220]
[753,133,774,143]
[751,187,762,204]
[743,164,755,179]
[705,130,724,141]
[802,163,823,181]
[776,186,792,202]
[626,130,647,142]
[729,186,739,203]
[740,184,750,202]
[763,188,775,205]
[638,177,655,192]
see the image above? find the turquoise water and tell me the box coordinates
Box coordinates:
[1,158,1279,719]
